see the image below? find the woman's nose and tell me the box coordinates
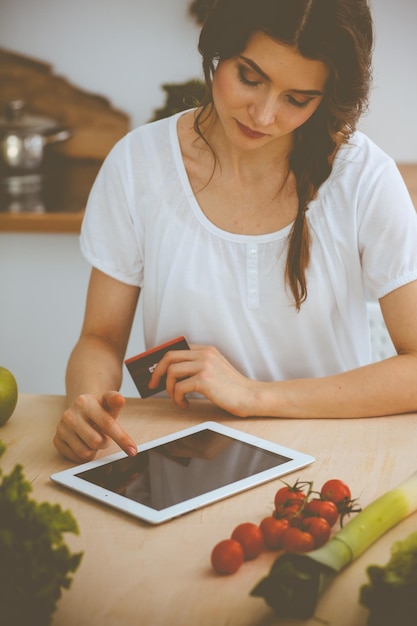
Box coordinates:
[248,95,279,127]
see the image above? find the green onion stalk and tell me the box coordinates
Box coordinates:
[251,470,417,619]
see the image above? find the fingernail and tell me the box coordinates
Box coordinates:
[127,446,137,456]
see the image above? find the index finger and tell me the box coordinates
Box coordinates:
[94,406,137,457]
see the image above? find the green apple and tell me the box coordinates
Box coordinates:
[0,366,18,426]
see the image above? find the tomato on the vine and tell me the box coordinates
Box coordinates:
[231,522,264,560]
[274,484,306,509]
[321,479,351,505]
[210,476,360,574]
[282,527,314,553]
[303,498,339,527]
[302,516,331,548]
[259,516,289,550]
[211,539,244,575]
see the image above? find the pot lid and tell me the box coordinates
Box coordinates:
[0,99,60,134]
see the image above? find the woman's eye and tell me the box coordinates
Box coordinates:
[237,66,260,87]
[287,95,312,109]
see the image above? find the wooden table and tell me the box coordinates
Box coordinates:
[1,395,417,626]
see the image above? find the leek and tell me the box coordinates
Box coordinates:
[251,470,417,619]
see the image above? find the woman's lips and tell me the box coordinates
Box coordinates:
[236,120,268,139]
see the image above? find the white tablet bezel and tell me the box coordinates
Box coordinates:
[51,421,314,525]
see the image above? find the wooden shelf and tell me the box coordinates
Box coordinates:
[0,210,84,233]
[0,156,101,233]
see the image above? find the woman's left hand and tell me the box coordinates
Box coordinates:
[148,344,256,416]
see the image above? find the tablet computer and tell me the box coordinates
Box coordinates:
[51,421,314,525]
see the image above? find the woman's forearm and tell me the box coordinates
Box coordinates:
[65,333,125,407]
[250,354,417,418]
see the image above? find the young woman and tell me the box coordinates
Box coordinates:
[54,0,417,463]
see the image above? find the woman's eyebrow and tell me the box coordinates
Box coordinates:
[238,55,324,96]
[239,55,271,81]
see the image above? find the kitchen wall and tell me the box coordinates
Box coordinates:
[0,0,201,144]
[1,0,416,161]
[1,0,416,396]
[0,233,143,396]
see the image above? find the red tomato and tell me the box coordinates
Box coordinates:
[211,539,244,575]
[259,516,289,550]
[282,527,314,553]
[274,485,306,509]
[231,522,264,560]
[321,479,351,505]
[303,498,339,527]
[302,516,331,548]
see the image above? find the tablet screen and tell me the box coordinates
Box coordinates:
[75,429,291,511]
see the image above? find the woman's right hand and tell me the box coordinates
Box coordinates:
[53,391,138,463]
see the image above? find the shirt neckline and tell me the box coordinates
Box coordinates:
[169,111,294,244]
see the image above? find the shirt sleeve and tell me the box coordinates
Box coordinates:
[80,135,145,287]
[357,156,417,299]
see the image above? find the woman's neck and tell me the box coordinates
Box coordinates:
[195,108,293,183]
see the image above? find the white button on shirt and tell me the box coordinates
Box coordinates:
[247,244,259,309]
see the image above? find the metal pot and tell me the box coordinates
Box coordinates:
[0,99,71,171]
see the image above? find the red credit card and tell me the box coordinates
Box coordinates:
[125,336,190,398]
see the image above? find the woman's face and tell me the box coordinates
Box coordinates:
[211,31,329,150]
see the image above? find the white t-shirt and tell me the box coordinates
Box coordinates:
[80,111,417,382]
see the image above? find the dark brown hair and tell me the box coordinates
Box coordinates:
[195,0,373,309]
